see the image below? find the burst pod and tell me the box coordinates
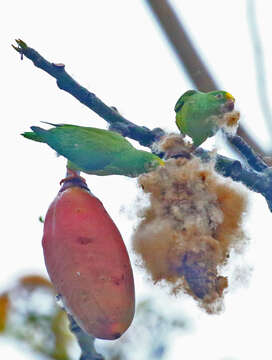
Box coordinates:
[42,177,135,340]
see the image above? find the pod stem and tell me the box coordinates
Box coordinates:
[68,315,104,360]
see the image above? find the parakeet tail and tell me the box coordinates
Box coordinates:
[30,126,51,142]
[21,131,45,143]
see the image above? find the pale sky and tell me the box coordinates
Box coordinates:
[2,1,272,359]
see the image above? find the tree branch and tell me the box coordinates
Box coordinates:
[225,133,268,172]
[13,39,164,147]
[195,148,272,211]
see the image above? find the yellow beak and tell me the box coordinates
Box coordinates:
[225,92,235,102]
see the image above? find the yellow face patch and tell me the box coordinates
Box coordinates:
[158,158,165,166]
[225,92,235,102]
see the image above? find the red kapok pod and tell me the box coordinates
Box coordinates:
[42,176,135,340]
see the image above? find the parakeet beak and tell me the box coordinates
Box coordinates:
[225,92,235,102]
[222,92,235,112]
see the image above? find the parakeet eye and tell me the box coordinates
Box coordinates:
[215,93,223,99]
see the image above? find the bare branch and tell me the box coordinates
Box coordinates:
[225,133,268,172]
[195,149,272,211]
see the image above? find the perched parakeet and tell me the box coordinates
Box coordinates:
[22,124,164,177]
[174,90,235,147]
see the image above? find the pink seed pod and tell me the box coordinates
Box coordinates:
[42,179,135,340]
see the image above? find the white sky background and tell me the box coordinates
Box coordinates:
[2,0,272,359]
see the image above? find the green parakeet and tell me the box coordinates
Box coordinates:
[22,123,164,177]
[174,90,236,147]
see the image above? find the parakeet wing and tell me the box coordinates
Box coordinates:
[174,90,198,113]
[30,125,135,172]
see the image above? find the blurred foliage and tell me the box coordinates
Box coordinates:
[0,274,190,360]
[0,293,9,332]
[0,275,72,360]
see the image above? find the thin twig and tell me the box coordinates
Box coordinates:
[13,39,164,147]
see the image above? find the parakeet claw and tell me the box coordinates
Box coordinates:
[59,170,89,192]
[60,169,87,186]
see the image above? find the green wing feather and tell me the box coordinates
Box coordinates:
[22,124,164,177]
[174,90,197,113]
[31,125,135,171]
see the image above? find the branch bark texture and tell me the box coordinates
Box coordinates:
[13,40,163,147]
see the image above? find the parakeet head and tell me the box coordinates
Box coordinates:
[146,153,165,171]
[174,90,236,147]
[207,90,235,113]
[136,151,164,174]
[174,90,235,114]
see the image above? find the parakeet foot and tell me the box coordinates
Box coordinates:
[60,170,87,185]
[59,170,89,192]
